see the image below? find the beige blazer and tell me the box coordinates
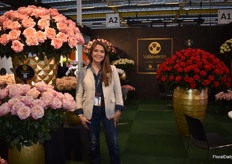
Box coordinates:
[76,65,124,120]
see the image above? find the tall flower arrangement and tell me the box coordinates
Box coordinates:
[220,38,232,59]
[0,5,84,60]
[0,82,76,150]
[83,38,116,61]
[112,58,135,73]
[156,48,231,91]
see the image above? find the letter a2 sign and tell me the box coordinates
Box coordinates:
[106,13,120,28]
[218,10,232,24]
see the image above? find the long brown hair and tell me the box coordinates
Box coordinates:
[89,40,112,86]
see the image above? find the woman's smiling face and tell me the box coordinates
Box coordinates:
[91,44,105,64]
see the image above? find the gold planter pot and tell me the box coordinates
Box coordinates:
[12,55,60,86]
[8,143,45,164]
[65,111,81,126]
[120,72,127,81]
[173,87,208,136]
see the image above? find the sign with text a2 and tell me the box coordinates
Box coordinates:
[137,38,173,74]
[106,13,120,28]
[218,10,232,24]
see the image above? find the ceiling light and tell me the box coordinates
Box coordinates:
[82,6,95,9]
[165,2,179,5]
[58,8,68,11]
[108,5,122,8]
[136,4,151,6]
[183,20,194,22]
[141,20,152,23]
[162,20,173,23]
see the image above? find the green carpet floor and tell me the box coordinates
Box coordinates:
[66,99,232,164]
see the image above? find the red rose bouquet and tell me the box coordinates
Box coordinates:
[156,48,231,90]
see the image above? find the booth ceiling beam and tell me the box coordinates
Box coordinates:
[105,0,128,27]
[173,0,188,22]
[69,9,218,19]
[0,0,49,8]
[0,0,231,28]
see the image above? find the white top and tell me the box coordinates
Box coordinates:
[228,111,232,119]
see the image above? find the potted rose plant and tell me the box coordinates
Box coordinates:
[156,48,231,136]
[0,5,84,85]
[0,5,84,60]
[0,82,76,163]
[156,48,231,90]
[215,89,232,111]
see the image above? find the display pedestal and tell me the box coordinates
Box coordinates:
[44,127,65,164]
[0,140,7,160]
[64,124,89,162]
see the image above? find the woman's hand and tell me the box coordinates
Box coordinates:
[110,111,122,128]
[79,115,91,129]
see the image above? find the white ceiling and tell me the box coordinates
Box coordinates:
[0,0,232,29]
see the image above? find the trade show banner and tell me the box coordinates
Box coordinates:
[137,38,173,74]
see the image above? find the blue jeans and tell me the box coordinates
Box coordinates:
[87,106,120,164]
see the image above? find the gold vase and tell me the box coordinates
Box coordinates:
[65,111,81,125]
[173,87,208,136]
[120,72,127,80]
[11,54,60,86]
[8,143,45,164]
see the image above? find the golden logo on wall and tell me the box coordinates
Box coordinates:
[137,38,173,74]
[148,42,161,54]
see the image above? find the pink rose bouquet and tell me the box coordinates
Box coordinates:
[56,76,77,91]
[215,89,232,101]
[83,38,117,61]
[0,74,15,88]
[0,5,84,60]
[0,157,7,164]
[0,82,76,150]
[156,48,231,90]
[55,76,77,97]
[215,89,232,110]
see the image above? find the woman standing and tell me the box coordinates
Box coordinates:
[75,40,125,164]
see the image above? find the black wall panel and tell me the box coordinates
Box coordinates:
[91,25,232,99]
